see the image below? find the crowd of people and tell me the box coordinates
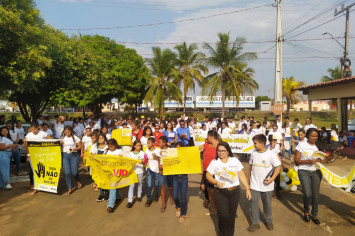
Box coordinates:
[0,113,347,235]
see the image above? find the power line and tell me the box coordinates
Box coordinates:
[60,3,274,31]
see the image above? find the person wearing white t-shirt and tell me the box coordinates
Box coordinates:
[54,116,64,139]
[206,142,251,236]
[268,125,284,148]
[228,118,236,131]
[127,140,145,208]
[144,137,161,207]
[237,116,247,132]
[105,139,123,213]
[15,121,25,144]
[217,122,232,136]
[304,117,317,132]
[42,123,54,138]
[60,127,82,196]
[198,124,209,137]
[248,134,281,232]
[81,127,92,154]
[330,124,339,142]
[282,122,293,159]
[140,126,153,148]
[295,128,325,225]
[23,124,50,194]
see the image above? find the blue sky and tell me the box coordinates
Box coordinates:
[36,0,355,98]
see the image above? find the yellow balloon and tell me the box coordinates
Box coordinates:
[293,179,301,185]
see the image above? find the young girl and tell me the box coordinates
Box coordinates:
[81,127,92,156]
[127,140,145,208]
[163,122,177,147]
[282,122,293,159]
[61,126,82,196]
[173,142,189,223]
[6,121,23,175]
[106,139,123,213]
[141,126,153,149]
[94,134,109,201]
[294,130,307,147]
[145,137,160,207]
[87,133,99,191]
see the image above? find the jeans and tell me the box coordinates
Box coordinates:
[214,187,240,236]
[282,137,292,159]
[146,168,159,200]
[298,169,322,217]
[0,151,11,187]
[128,173,143,202]
[107,188,121,208]
[173,175,188,216]
[11,149,22,172]
[250,190,273,225]
[62,152,80,190]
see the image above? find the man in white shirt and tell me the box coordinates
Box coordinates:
[276,115,282,131]
[304,117,317,132]
[238,116,247,132]
[228,117,236,131]
[54,116,65,139]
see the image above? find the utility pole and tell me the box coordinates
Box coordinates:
[274,0,283,118]
[335,2,354,78]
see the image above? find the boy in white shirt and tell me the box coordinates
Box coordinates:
[247,134,282,232]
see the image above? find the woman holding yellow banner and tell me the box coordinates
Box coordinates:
[295,128,326,225]
[60,127,82,196]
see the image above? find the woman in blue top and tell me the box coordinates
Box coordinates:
[163,122,177,147]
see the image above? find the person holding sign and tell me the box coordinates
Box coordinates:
[248,134,282,232]
[145,137,160,207]
[60,126,82,196]
[206,142,251,236]
[295,128,326,225]
[177,120,190,147]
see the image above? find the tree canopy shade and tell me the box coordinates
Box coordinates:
[145,47,182,117]
[202,32,258,118]
[282,76,305,116]
[173,42,208,113]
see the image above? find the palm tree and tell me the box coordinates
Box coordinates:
[282,76,306,116]
[321,66,342,82]
[145,47,182,116]
[202,32,258,118]
[173,42,208,113]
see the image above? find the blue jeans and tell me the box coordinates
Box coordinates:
[107,188,121,208]
[173,175,188,216]
[62,152,80,190]
[12,149,22,172]
[298,169,322,217]
[146,168,159,201]
[0,151,11,187]
[282,137,292,159]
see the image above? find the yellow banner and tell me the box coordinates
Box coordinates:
[316,163,355,188]
[162,146,201,175]
[27,140,62,193]
[90,155,140,189]
[111,128,132,146]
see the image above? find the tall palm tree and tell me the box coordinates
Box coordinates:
[173,42,208,113]
[145,47,182,116]
[321,66,342,82]
[202,32,258,118]
[282,76,305,116]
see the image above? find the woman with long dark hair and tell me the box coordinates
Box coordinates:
[206,142,251,236]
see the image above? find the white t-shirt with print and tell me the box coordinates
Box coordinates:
[9,130,18,142]
[26,131,48,140]
[218,127,231,135]
[62,135,81,153]
[15,127,25,140]
[295,141,319,171]
[81,135,92,151]
[140,136,153,147]
[145,148,160,173]
[106,149,123,156]
[54,123,64,139]
[0,136,13,151]
[304,124,317,132]
[249,149,281,192]
[207,157,244,188]
[330,130,339,142]
[129,151,144,175]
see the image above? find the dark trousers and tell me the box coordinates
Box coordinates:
[298,169,322,217]
[214,187,240,236]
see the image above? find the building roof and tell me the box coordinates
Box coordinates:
[297,76,355,91]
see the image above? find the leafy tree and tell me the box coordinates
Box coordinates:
[173,42,208,113]
[282,76,305,116]
[145,47,182,116]
[255,96,271,104]
[321,66,342,82]
[202,33,258,118]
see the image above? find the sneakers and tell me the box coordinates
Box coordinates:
[5,184,12,190]
[137,197,142,202]
[247,224,260,232]
[304,214,311,222]
[97,195,104,202]
[107,207,114,213]
[265,222,274,231]
[104,196,109,201]
[126,202,133,208]
[145,200,152,207]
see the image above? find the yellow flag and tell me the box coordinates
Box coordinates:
[162,146,201,175]
[111,128,132,146]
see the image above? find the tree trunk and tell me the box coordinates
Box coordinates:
[286,99,291,116]
[135,101,138,116]
[17,100,31,123]
[221,87,226,119]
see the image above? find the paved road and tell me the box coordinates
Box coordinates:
[0,158,354,236]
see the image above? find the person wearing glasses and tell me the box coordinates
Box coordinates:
[206,142,251,236]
